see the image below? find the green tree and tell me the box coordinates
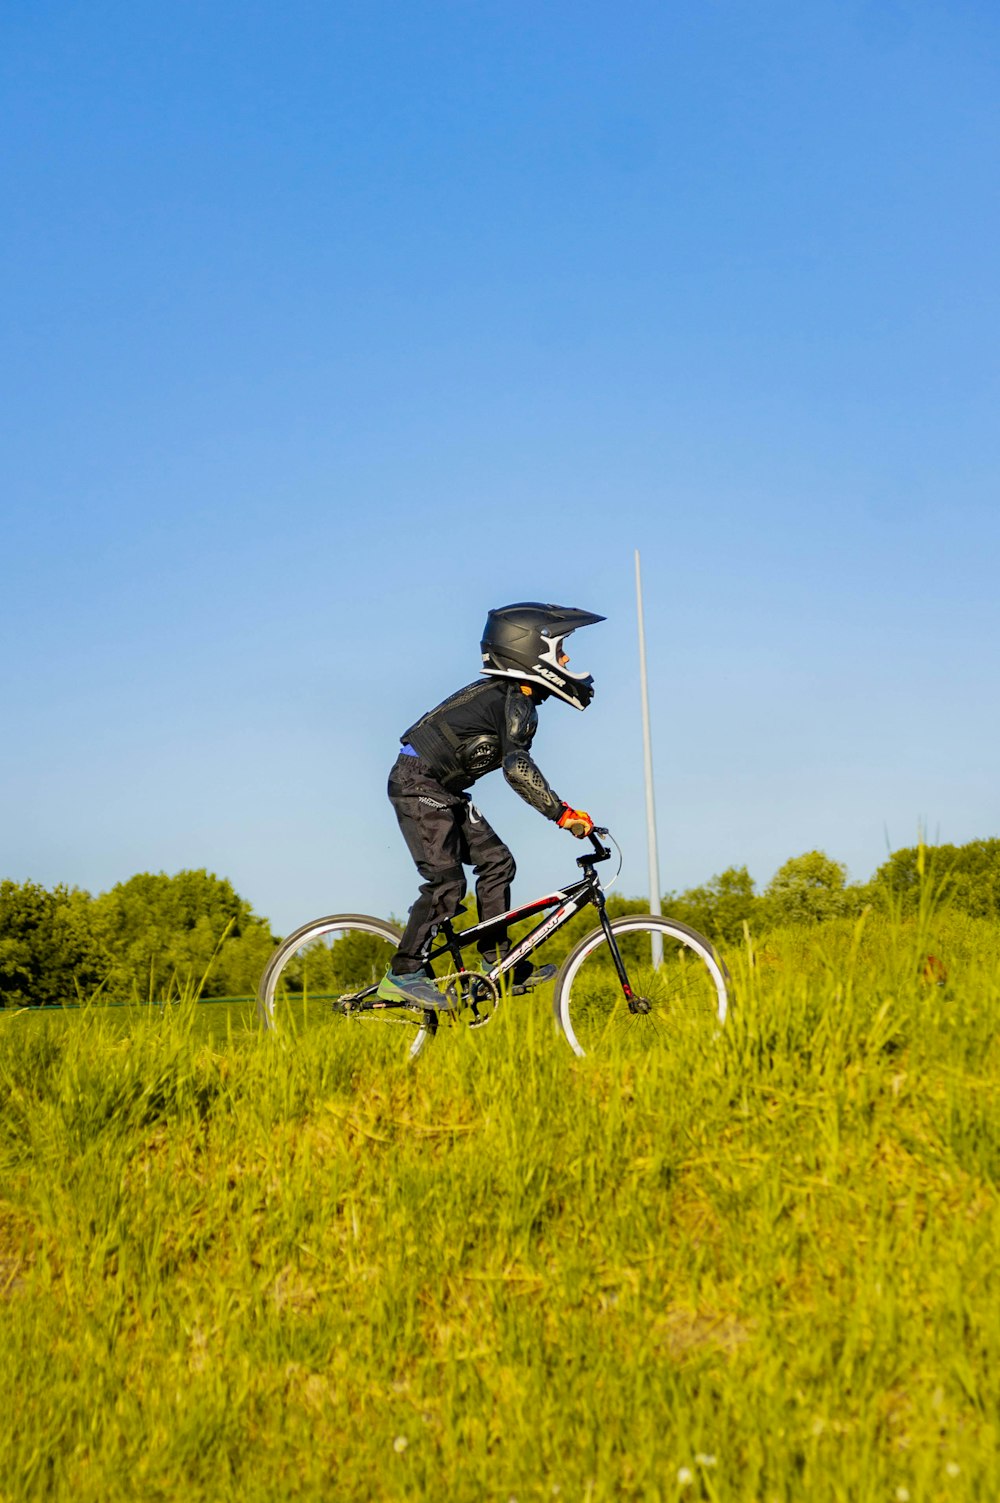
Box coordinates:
[90,869,274,1001]
[871,838,1000,919]
[0,881,45,1006]
[0,881,106,1007]
[669,866,759,945]
[762,851,851,927]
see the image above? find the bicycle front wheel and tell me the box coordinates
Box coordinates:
[553,914,729,1058]
[257,913,434,1061]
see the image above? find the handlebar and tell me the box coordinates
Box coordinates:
[578,827,611,867]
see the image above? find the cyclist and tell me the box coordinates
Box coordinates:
[378,602,604,1010]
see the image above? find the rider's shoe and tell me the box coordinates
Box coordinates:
[377,969,453,1011]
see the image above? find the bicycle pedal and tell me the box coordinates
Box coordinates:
[510,964,557,995]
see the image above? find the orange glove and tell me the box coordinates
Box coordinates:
[557,804,594,838]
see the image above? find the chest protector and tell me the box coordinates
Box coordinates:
[402,682,505,791]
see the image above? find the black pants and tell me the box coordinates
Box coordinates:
[387,752,516,974]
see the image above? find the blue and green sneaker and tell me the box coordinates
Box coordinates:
[377,969,452,1011]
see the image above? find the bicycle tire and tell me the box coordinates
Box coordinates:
[553,913,729,1058]
[256,913,434,1062]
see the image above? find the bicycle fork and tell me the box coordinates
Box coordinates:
[593,890,652,1015]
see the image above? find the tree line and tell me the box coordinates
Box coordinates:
[0,870,275,1008]
[1,839,998,1006]
[667,838,1000,945]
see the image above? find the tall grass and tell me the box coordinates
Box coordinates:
[1,908,998,1501]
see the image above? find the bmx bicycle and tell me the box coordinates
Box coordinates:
[256,829,729,1060]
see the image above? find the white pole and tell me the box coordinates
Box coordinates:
[635,550,664,968]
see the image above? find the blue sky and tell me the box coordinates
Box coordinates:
[3,1,998,934]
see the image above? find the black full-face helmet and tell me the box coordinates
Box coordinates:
[480,602,605,710]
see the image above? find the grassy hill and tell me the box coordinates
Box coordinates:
[1,910,997,1501]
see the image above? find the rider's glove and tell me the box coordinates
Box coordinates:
[557,804,595,839]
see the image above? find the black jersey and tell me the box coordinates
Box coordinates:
[401,678,563,819]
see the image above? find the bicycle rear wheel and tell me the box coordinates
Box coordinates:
[553,914,728,1058]
[257,913,434,1061]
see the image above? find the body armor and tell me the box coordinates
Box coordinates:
[401,678,563,820]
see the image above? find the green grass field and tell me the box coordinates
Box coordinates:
[1,910,998,1501]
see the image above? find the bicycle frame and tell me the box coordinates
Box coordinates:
[423,830,637,1004]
